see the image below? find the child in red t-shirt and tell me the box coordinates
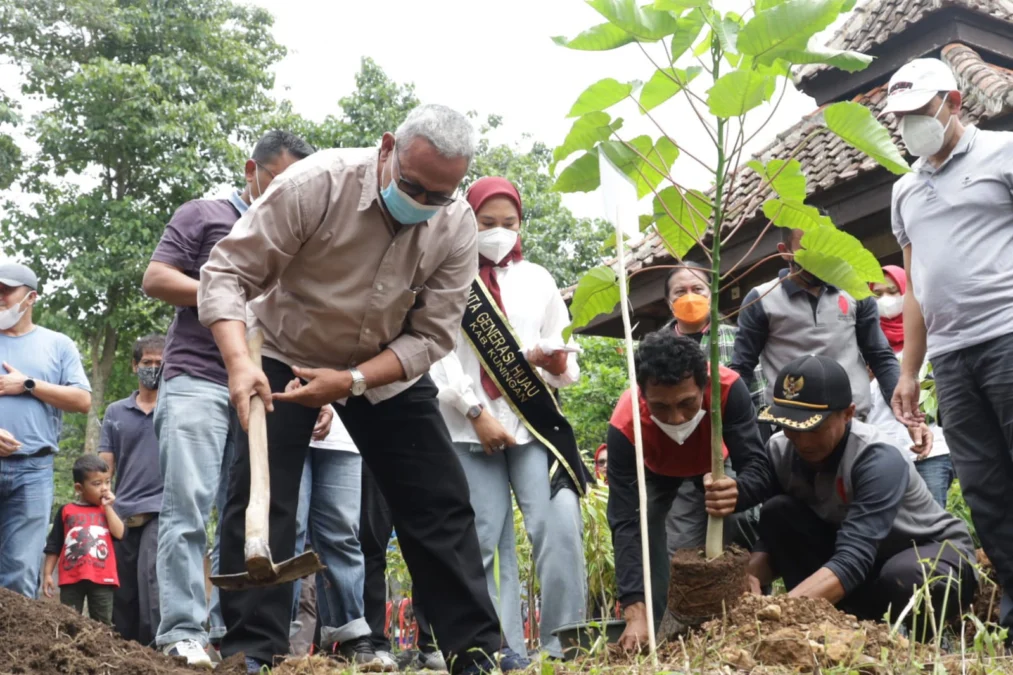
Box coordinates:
[43,454,125,624]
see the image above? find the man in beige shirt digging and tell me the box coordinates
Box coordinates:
[198,104,521,675]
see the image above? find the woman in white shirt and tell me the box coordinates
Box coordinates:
[870,266,954,507]
[430,177,588,659]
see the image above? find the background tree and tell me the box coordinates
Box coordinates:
[0,90,21,190]
[0,0,286,452]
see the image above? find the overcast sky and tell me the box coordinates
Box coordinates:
[250,0,821,220]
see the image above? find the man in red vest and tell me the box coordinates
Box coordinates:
[607,330,773,651]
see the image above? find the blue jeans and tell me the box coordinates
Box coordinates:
[454,440,587,658]
[154,374,235,647]
[292,448,369,644]
[0,454,54,597]
[915,455,955,508]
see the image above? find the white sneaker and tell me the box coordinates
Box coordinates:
[163,639,213,667]
[373,650,400,671]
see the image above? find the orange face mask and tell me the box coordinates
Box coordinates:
[672,293,710,324]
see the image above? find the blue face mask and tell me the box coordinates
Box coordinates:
[380,149,442,225]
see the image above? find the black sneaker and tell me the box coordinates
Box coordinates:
[334,636,398,673]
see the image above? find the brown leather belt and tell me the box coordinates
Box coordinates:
[125,513,155,528]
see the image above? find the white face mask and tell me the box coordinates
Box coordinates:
[877,294,904,319]
[0,294,30,331]
[651,408,706,445]
[477,227,519,264]
[899,102,952,157]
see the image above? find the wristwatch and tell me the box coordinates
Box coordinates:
[465,403,485,420]
[23,378,36,395]
[349,368,368,397]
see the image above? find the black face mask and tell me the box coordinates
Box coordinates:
[789,259,822,287]
[137,366,161,390]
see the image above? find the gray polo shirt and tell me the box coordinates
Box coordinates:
[892,125,1013,359]
[98,392,162,519]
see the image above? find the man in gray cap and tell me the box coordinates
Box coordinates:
[0,261,91,598]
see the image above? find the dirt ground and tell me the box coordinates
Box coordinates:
[3,548,1010,674]
[0,587,248,675]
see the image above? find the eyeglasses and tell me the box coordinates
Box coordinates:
[595,460,607,468]
[392,149,456,206]
[255,161,276,179]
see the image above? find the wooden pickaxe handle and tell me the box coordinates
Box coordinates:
[244,329,273,572]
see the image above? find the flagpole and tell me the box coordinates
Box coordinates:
[613,206,658,665]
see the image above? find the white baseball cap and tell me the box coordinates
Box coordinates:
[881,58,958,115]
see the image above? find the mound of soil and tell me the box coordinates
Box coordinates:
[667,546,749,625]
[0,587,247,675]
[665,593,922,672]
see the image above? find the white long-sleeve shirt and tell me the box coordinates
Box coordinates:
[430,260,580,446]
[868,378,950,459]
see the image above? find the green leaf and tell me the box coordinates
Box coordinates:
[707,70,776,117]
[639,66,701,111]
[776,46,872,72]
[654,0,710,10]
[599,135,654,196]
[588,0,680,40]
[714,16,741,53]
[822,101,911,175]
[747,158,806,201]
[635,137,680,198]
[654,186,711,258]
[566,266,623,340]
[553,150,601,193]
[762,199,830,231]
[553,112,623,169]
[794,225,885,299]
[737,0,846,64]
[693,29,712,57]
[602,230,631,252]
[552,23,639,51]
[639,214,654,231]
[670,9,706,61]
[802,225,884,282]
[567,78,634,117]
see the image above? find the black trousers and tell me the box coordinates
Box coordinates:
[341,375,500,670]
[933,332,1013,626]
[220,360,500,670]
[113,515,160,646]
[360,462,436,653]
[219,358,317,663]
[759,495,975,632]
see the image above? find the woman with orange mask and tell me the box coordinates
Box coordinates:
[662,262,764,555]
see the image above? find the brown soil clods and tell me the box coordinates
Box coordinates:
[666,593,919,672]
[667,545,750,625]
[0,587,248,675]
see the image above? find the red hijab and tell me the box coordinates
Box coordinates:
[878,265,907,353]
[466,177,524,400]
[594,444,608,484]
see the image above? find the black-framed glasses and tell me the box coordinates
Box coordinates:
[392,149,456,206]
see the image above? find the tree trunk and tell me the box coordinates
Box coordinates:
[83,323,118,454]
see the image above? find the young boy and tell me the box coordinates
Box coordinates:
[43,455,125,624]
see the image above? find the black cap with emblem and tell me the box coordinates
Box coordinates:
[758,354,853,431]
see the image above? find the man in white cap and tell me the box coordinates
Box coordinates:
[0,262,91,598]
[884,57,1013,629]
